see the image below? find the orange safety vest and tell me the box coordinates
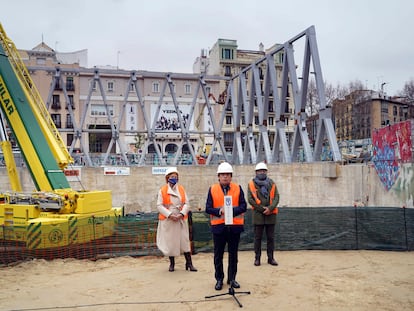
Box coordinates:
[248,180,278,214]
[210,183,244,226]
[158,184,188,220]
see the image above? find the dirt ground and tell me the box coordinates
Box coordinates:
[1,250,413,311]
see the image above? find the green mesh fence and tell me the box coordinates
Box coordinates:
[1,207,413,265]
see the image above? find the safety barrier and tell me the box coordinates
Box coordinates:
[1,207,413,266]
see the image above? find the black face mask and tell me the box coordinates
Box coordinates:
[256,173,267,181]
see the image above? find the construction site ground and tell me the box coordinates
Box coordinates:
[1,250,413,311]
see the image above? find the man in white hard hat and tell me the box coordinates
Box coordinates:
[247,162,280,266]
[205,162,247,290]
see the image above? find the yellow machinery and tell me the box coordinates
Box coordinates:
[0,24,123,249]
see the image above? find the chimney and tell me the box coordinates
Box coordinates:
[259,42,264,52]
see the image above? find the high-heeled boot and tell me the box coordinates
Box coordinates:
[168,256,175,272]
[184,252,197,272]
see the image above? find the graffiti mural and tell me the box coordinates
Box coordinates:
[372,121,413,190]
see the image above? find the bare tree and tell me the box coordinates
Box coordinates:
[305,79,319,116]
[305,80,352,116]
[399,79,414,101]
[348,80,365,92]
[324,82,337,106]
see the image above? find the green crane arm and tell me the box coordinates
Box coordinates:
[0,23,71,191]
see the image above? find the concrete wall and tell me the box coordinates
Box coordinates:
[1,162,413,214]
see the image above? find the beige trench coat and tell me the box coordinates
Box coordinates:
[156,183,191,257]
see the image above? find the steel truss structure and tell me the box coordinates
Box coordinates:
[44,25,340,166]
[220,25,341,164]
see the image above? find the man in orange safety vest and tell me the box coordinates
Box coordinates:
[205,162,247,291]
[247,162,280,267]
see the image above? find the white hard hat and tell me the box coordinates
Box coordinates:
[255,162,268,171]
[217,162,233,174]
[165,167,179,177]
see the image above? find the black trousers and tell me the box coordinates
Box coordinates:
[254,224,275,259]
[213,228,241,282]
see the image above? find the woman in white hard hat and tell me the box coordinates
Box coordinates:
[247,162,280,266]
[205,162,247,290]
[156,167,197,272]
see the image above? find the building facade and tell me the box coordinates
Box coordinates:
[193,39,295,153]
[19,44,221,166]
[11,26,338,166]
[333,90,412,141]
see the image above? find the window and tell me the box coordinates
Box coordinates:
[224,132,233,145]
[52,95,60,109]
[226,116,232,125]
[51,114,61,128]
[90,104,114,116]
[54,80,62,91]
[259,67,264,80]
[268,101,274,112]
[107,81,114,92]
[152,82,160,93]
[381,102,388,113]
[224,66,232,77]
[66,77,74,91]
[269,117,274,126]
[36,58,46,65]
[222,48,233,60]
[92,80,97,91]
[66,95,75,109]
[225,102,232,111]
[66,114,73,128]
[277,52,284,64]
[67,133,74,147]
[185,83,191,95]
[129,82,135,92]
[90,137,103,153]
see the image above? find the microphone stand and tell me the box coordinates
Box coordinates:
[205,285,251,308]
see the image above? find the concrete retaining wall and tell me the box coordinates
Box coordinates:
[1,162,412,214]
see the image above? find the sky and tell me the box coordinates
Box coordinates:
[1,0,413,95]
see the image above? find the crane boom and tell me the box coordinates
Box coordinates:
[0,24,71,191]
[0,24,73,170]
[0,23,122,250]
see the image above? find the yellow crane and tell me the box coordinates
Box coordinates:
[0,23,122,249]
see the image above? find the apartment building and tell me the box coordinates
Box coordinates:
[333,90,411,141]
[16,29,327,165]
[19,43,221,165]
[19,42,82,150]
[193,39,294,153]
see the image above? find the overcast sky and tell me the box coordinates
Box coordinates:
[1,0,413,95]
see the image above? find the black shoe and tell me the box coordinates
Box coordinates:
[254,259,260,266]
[215,280,223,291]
[229,280,240,288]
[268,258,278,266]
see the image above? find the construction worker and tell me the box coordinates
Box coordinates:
[205,162,247,290]
[156,167,197,272]
[247,162,280,266]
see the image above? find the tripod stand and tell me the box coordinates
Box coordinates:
[205,285,251,308]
